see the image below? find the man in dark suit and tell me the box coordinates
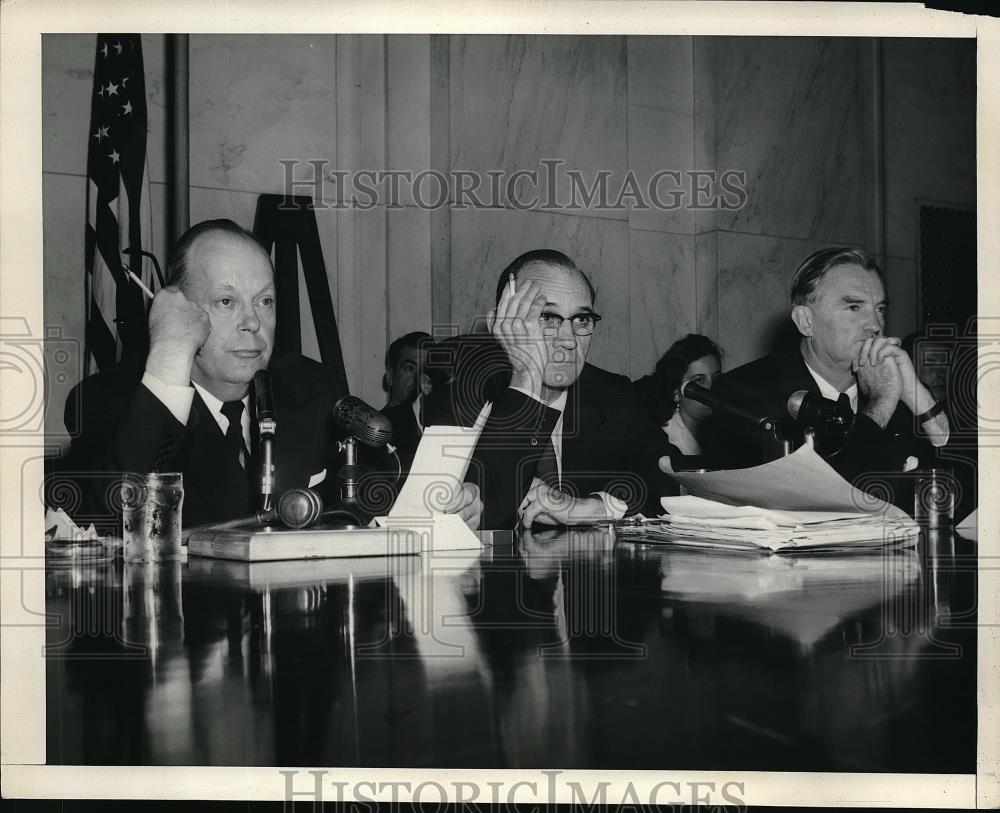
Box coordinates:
[425,249,679,530]
[379,331,432,467]
[708,247,950,485]
[60,219,481,529]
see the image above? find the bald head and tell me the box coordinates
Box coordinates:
[494,249,596,308]
[166,219,269,295]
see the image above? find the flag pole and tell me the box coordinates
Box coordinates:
[166,34,189,252]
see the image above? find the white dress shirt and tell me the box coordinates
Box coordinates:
[141,370,251,451]
[803,361,859,413]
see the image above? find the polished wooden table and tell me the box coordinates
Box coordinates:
[45,527,976,771]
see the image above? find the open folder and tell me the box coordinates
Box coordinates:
[615,444,919,554]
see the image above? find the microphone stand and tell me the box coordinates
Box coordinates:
[337,436,359,502]
[258,414,276,515]
[683,381,797,457]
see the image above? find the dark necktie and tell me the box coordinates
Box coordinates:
[220,400,249,470]
[535,435,561,489]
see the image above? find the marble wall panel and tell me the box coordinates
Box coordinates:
[628,230,697,381]
[43,172,88,446]
[387,36,431,210]
[694,229,719,341]
[449,208,630,376]
[883,255,919,340]
[627,37,693,115]
[626,103,696,235]
[711,37,867,246]
[42,35,100,177]
[716,232,843,370]
[387,206,434,342]
[882,38,976,262]
[189,35,338,196]
[449,35,628,219]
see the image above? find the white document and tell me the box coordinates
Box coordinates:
[635,445,919,552]
[662,443,910,520]
[377,402,493,551]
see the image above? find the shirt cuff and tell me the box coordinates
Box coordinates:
[141,370,195,425]
[593,491,628,520]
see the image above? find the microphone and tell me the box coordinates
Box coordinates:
[681,381,770,426]
[252,369,277,512]
[272,487,369,530]
[332,396,394,448]
[253,368,276,423]
[214,487,368,531]
[786,390,852,429]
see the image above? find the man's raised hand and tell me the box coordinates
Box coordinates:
[489,278,548,400]
[854,336,903,428]
[145,286,211,386]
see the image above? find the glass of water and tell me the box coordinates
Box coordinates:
[121,472,185,562]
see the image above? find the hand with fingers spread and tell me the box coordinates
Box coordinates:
[145,285,212,386]
[853,336,902,428]
[489,276,549,401]
[518,477,608,529]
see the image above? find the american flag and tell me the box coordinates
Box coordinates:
[85,34,156,372]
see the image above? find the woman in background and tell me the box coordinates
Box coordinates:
[634,334,721,458]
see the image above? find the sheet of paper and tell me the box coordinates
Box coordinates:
[662,444,910,521]
[388,401,493,521]
[660,494,873,527]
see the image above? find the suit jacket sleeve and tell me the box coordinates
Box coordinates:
[624,394,681,515]
[60,369,196,521]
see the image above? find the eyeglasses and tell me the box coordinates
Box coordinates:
[539,311,603,336]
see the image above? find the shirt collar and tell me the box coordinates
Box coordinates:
[549,390,569,415]
[803,360,858,412]
[191,381,249,417]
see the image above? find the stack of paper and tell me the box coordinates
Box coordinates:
[614,496,917,553]
[617,445,919,554]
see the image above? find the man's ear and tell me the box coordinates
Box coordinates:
[382,368,392,393]
[790,304,813,337]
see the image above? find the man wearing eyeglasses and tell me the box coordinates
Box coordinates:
[425,249,678,530]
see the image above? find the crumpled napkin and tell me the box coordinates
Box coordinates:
[45,507,99,542]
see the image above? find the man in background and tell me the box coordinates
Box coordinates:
[380,331,432,464]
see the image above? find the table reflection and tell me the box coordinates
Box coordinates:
[46,526,976,771]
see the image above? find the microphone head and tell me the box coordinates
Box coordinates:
[277,488,324,529]
[786,390,809,421]
[332,396,394,448]
[253,368,275,421]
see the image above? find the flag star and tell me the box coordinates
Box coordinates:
[121,76,130,87]
[100,43,108,58]
[92,126,109,142]
[99,125,110,140]
[97,85,105,98]
[109,150,120,164]
[106,82,119,96]
[113,42,123,55]
[121,100,133,115]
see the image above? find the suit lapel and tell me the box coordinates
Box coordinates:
[561,367,607,475]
